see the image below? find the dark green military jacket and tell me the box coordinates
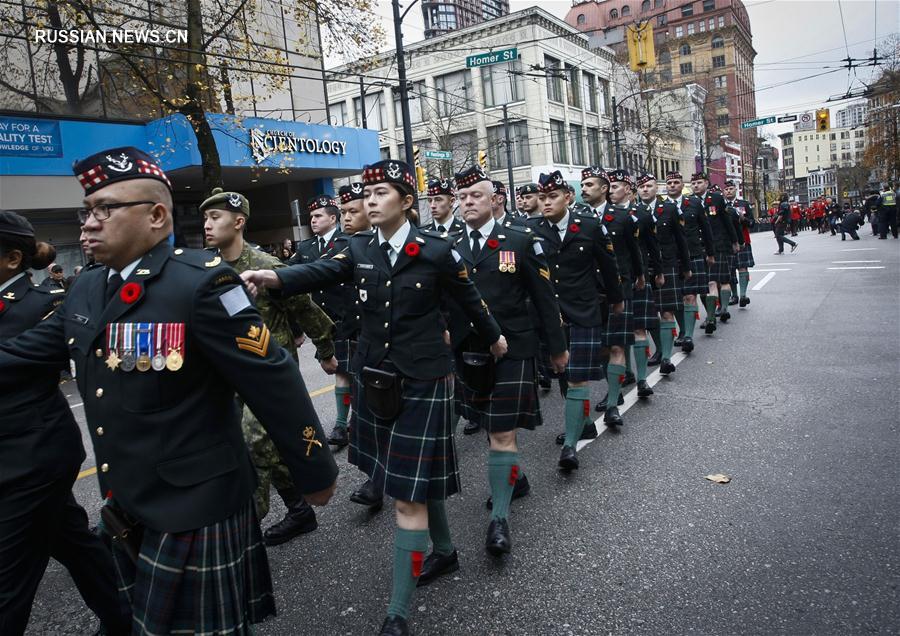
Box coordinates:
[651,197,691,271]
[674,194,715,258]
[702,190,740,252]
[601,203,645,293]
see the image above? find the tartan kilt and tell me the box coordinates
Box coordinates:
[333,338,356,375]
[631,284,659,330]
[737,243,755,269]
[111,499,275,635]
[349,362,459,503]
[456,357,541,432]
[709,251,736,284]
[683,255,709,295]
[566,324,607,382]
[654,265,684,312]
[604,300,635,348]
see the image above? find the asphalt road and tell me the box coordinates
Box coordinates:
[25,228,900,635]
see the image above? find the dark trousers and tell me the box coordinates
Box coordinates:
[840,225,860,240]
[878,207,898,238]
[775,227,796,252]
[0,470,130,635]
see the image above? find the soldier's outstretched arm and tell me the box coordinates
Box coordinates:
[0,309,69,389]
[284,292,335,360]
[274,247,354,297]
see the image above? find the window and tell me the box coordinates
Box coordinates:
[680,62,693,75]
[717,95,727,107]
[353,92,386,130]
[854,129,864,137]
[655,0,664,7]
[712,55,726,68]
[570,124,586,164]
[718,15,724,26]
[427,4,457,31]
[642,0,651,11]
[583,72,598,112]
[687,22,695,34]
[622,5,631,16]
[588,128,603,165]
[545,55,563,102]
[682,3,693,16]
[610,8,618,18]
[840,131,849,139]
[680,43,691,55]
[660,69,672,82]
[394,81,425,124]
[482,59,524,107]
[565,64,580,107]
[598,78,610,114]
[711,35,724,48]
[449,131,476,168]
[830,143,837,151]
[699,20,705,31]
[328,102,347,126]
[855,140,865,149]
[708,17,715,30]
[659,49,671,63]
[714,75,726,88]
[658,14,667,25]
[433,71,472,116]
[703,0,715,11]
[551,119,568,164]
[486,122,530,168]
[717,114,729,127]
[675,25,683,37]
[842,152,851,160]
[577,13,586,24]
[841,142,850,150]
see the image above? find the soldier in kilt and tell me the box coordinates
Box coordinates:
[666,171,714,353]
[243,160,505,636]
[448,166,568,557]
[690,172,741,334]
[632,173,664,393]
[202,188,339,546]
[426,178,465,236]
[526,171,624,470]
[580,165,613,218]
[724,180,756,307]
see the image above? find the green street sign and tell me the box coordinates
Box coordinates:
[466,48,518,69]
[423,150,452,160]
[740,116,776,129]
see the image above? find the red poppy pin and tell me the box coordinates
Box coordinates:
[327,242,334,250]
[569,223,580,233]
[0,300,5,312]
[119,282,142,304]
[705,197,711,204]
[486,238,499,249]
[404,243,420,257]
[656,206,663,212]
[603,214,614,222]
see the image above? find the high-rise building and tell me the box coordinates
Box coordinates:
[423,0,509,38]
[833,100,867,129]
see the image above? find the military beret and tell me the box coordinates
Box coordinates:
[581,166,609,183]
[454,165,491,189]
[710,184,722,193]
[691,171,710,181]
[427,178,454,197]
[606,168,631,184]
[491,180,507,197]
[200,188,250,216]
[362,160,416,193]
[307,194,339,213]
[665,171,683,181]
[338,182,364,204]
[0,210,35,238]
[538,170,568,193]
[724,179,736,187]
[72,146,172,195]
[637,172,656,186]
[516,183,539,196]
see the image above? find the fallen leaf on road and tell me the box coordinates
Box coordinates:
[705,473,731,484]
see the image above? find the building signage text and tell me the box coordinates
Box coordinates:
[0,116,63,158]
[250,128,347,164]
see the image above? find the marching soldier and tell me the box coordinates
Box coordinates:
[723,180,756,307]
[774,194,799,255]
[0,212,129,636]
[568,183,592,215]
[201,188,338,546]
[0,147,338,635]
[242,160,506,636]
[426,178,465,235]
[525,171,624,469]
[580,166,612,217]
[449,166,568,556]
[517,183,542,219]
[492,180,523,226]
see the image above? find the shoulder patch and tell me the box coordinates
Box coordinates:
[532,240,543,256]
[49,288,65,294]
[173,246,224,269]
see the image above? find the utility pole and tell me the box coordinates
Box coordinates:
[391,0,416,169]
[359,76,367,130]
[502,104,516,201]
[698,136,704,173]
[612,95,621,168]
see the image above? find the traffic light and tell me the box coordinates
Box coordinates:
[478,150,487,170]
[413,145,421,167]
[816,108,830,132]
[416,166,426,193]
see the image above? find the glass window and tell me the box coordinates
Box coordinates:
[709,17,715,30]
[570,124,585,165]
[675,25,683,37]
[840,131,850,139]
[622,5,631,16]
[545,55,563,102]
[583,72,598,112]
[655,0,664,7]
[486,122,531,168]
[448,131,476,170]
[703,0,715,11]
[433,71,472,116]
[658,14,667,25]
[714,75,726,88]
[610,8,619,18]
[577,13,586,24]
[642,0,651,11]
[682,3,693,16]
[328,102,347,126]
[699,20,705,31]
[482,59,524,107]
[830,143,837,151]
[717,114,729,127]
[717,95,727,107]
[711,35,724,48]
[680,43,691,55]
[687,22,695,34]
[660,69,672,82]
[660,49,671,63]
[394,81,425,125]
[718,15,724,26]
[680,62,693,75]
[588,128,603,165]
[551,119,568,164]
[712,55,726,68]
[353,92,386,130]
[566,64,580,107]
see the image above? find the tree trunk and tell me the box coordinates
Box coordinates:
[46,3,84,112]
[185,0,222,194]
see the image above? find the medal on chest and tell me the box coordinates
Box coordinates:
[119,322,136,371]
[166,322,185,371]
[151,322,167,371]
[135,323,152,372]
[498,250,516,273]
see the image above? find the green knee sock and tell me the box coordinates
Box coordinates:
[426,499,454,556]
[334,386,351,428]
[488,450,519,521]
[683,304,697,337]
[633,342,648,381]
[738,271,749,298]
[606,363,626,410]
[563,385,591,447]
[719,288,731,309]
[650,325,662,353]
[625,348,633,374]
[704,295,717,320]
[387,528,429,619]
[660,320,676,359]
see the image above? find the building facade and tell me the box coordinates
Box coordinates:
[833,100,867,130]
[791,125,867,178]
[807,167,837,201]
[865,75,899,185]
[423,0,510,38]
[778,131,796,199]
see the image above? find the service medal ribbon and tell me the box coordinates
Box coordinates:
[151,322,167,371]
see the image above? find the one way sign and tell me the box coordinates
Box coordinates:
[777,115,798,123]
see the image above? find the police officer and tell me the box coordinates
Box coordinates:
[525,171,623,468]
[202,188,338,546]
[517,183,542,219]
[723,180,756,307]
[426,178,465,235]
[0,212,130,636]
[877,184,898,239]
[775,194,799,255]
[242,160,506,636]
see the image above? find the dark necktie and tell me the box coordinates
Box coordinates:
[437,225,446,233]
[470,230,482,260]
[105,273,123,305]
[380,241,393,268]
[317,237,325,255]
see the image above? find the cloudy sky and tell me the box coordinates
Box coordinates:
[334,0,899,152]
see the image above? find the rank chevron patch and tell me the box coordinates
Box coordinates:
[236,323,270,357]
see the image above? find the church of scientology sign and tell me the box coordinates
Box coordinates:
[250,128,347,163]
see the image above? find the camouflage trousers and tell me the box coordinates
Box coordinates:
[241,404,295,519]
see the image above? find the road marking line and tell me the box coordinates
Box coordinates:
[752,271,777,290]
[309,384,336,397]
[754,262,797,266]
[827,266,885,270]
[77,467,97,480]
[750,268,791,272]
[839,248,877,251]
[831,260,881,263]
[577,352,688,451]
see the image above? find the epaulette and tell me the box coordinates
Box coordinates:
[172,246,227,270]
[502,223,533,238]
[84,261,102,271]
[419,227,453,241]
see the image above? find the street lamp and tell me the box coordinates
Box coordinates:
[612,88,654,169]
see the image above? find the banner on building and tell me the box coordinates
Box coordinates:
[626,23,656,71]
[0,116,63,157]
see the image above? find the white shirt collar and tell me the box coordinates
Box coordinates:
[318,226,337,244]
[465,216,495,240]
[377,219,411,254]
[109,257,142,281]
[0,271,26,293]
[553,210,570,232]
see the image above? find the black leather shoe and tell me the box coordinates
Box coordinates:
[622,371,636,387]
[720,310,731,323]
[463,420,481,435]
[486,473,531,509]
[660,359,676,375]
[636,380,653,397]
[739,296,750,307]
[704,320,716,335]
[327,425,348,449]
[349,479,383,508]
[728,295,739,306]
[263,500,318,546]
[594,393,624,412]
[604,407,623,427]
[485,518,512,556]
[681,337,694,353]
[538,375,551,390]
[379,615,409,636]
[558,445,579,471]
[554,422,598,445]
[416,549,459,587]
[647,351,662,366]
[674,335,684,347]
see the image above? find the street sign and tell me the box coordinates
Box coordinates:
[423,149,452,160]
[740,116,776,129]
[796,112,815,131]
[465,48,518,68]
[777,115,798,123]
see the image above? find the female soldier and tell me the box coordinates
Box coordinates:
[241,160,507,636]
[0,211,128,635]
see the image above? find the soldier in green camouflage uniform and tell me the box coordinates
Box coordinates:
[202,187,338,546]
